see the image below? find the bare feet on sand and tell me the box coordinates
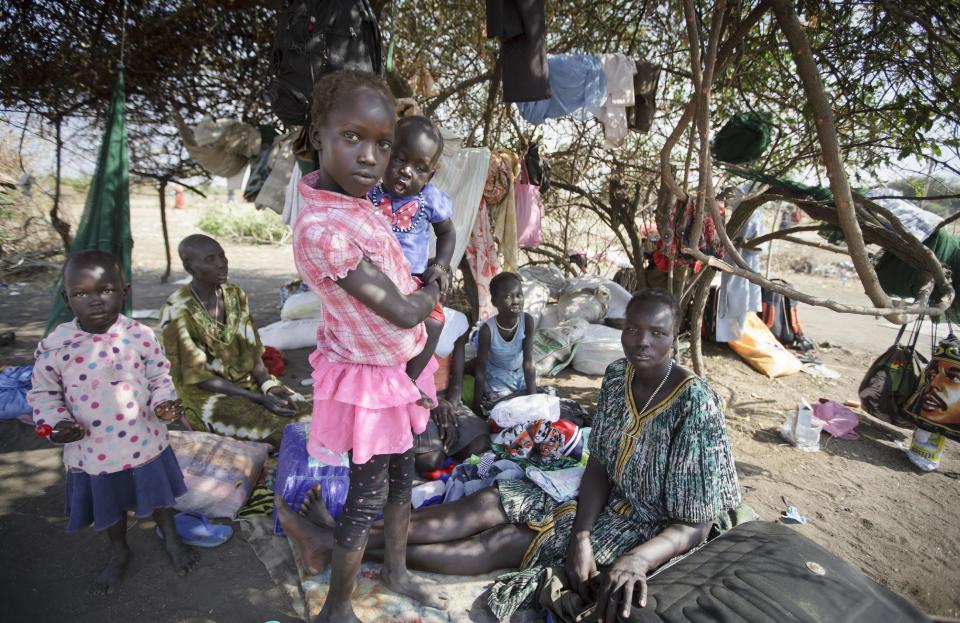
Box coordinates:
[382,568,450,610]
[276,493,335,576]
[300,484,337,529]
[93,544,130,595]
[164,539,200,577]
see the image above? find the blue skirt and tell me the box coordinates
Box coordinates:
[65,446,187,532]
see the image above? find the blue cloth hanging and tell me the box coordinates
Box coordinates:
[515,54,606,125]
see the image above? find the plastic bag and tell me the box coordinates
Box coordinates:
[556,286,611,325]
[778,401,822,452]
[274,422,350,535]
[522,278,551,330]
[728,313,802,378]
[564,276,632,320]
[533,318,589,376]
[259,317,319,350]
[519,265,566,298]
[0,365,32,420]
[573,324,624,375]
[811,399,859,439]
[280,290,322,321]
[490,394,561,429]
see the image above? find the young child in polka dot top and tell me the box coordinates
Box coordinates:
[28,250,199,595]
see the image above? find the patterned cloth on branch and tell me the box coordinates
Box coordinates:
[660,198,725,265]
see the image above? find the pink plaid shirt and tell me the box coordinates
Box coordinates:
[293,172,426,367]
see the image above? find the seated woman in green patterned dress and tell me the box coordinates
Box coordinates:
[160,235,310,448]
[277,288,742,621]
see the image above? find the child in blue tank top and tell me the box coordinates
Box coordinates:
[474,272,537,413]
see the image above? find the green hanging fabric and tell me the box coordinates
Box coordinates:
[711,111,773,164]
[46,67,132,334]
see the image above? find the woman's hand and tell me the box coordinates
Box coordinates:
[564,533,599,602]
[259,393,297,417]
[49,420,85,444]
[594,552,653,623]
[433,399,459,450]
[267,385,296,410]
[154,399,185,422]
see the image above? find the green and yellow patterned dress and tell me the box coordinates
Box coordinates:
[487,358,742,620]
[159,283,310,447]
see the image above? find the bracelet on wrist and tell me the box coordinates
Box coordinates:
[427,260,450,274]
[261,379,281,394]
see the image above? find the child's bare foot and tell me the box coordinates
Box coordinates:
[299,484,337,529]
[382,568,450,610]
[276,493,335,576]
[93,544,130,595]
[314,605,363,623]
[163,539,199,577]
[415,385,436,410]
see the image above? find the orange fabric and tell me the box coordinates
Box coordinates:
[433,354,451,391]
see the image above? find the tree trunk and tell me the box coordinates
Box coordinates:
[769,0,893,313]
[159,178,171,283]
[51,115,72,254]
[688,268,715,376]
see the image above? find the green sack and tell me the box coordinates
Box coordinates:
[46,68,132,334]
[711,111,773,164]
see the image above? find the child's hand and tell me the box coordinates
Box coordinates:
[49,420,85,444]
[154,400,185,422]
[422,264,450,297]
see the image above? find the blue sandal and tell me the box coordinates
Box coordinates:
[156,511,234,548]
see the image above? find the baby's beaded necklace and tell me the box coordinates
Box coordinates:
[370,183,426,233]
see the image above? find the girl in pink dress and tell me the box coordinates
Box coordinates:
[288,70,448,621]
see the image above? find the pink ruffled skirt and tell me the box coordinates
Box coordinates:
[307,350,438,465]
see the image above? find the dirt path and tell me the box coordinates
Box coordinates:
[2,194,958,619]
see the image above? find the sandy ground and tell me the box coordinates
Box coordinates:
[2,192,959,621]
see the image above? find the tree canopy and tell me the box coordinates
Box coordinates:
[2,0,959,371]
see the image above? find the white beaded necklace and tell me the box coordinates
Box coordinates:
[496,315,519,333]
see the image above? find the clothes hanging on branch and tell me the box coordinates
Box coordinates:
[486,151,522,271]
[630,59,661,133]
[515,158,544,249]
[255,131,297,215]
[523,141,551,193]
[243,126,279,202]
[487,0,551,102]
[596,53,637,148]
[175,114,261,179]
[515,54,606,125]
[465,200,502,321]
[660,198,726,266]
[430,130,491,269]
[715,206,765,342]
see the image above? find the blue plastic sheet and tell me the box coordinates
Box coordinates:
[0,365,32,420]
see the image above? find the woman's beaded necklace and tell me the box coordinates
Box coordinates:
[190,284,223,325]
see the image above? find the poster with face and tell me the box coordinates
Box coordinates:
[904,335,960,441]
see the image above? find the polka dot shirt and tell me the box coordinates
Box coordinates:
[27,315,178,475]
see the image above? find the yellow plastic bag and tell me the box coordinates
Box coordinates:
[728,313,803,378]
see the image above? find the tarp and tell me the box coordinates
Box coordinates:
[876,228,960,322]
[46,67,132,334]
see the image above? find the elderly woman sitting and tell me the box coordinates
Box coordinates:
[160,235,309,448]
[277,288,742,621]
